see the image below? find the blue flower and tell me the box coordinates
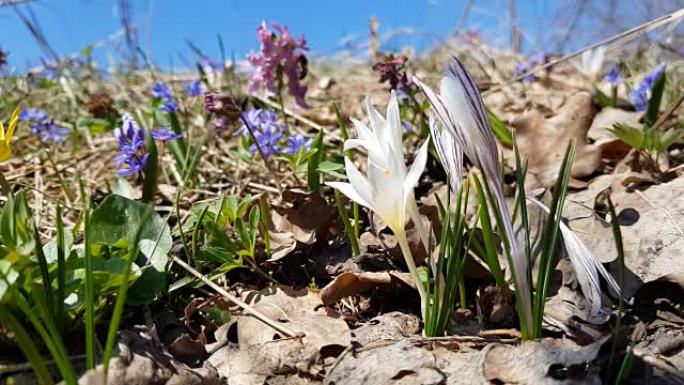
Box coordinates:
[628,63,666,112]
[19,108,48,122]
[159,98,178,113]
[151,127,182,142]
[152,82,178,112]
[185,79,203,97]
[235,108,282,137]
[283,134,312,154]
[604,65,621,85]
[249,126,282,157]
[36,120,70,143]
[115,113,149,176]
[152,83,173,99]
[515,51,547,83]
[21,108,70,143]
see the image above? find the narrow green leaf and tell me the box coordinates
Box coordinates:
[645,72,666,127]
[0,307,54,385]
[486,108,513,147]
[307,128,325,192]
[142,132,159,203]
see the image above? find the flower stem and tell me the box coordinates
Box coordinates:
[396,229,427,320]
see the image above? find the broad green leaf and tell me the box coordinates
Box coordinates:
[90,195,172,273]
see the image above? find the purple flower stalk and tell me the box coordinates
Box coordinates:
[152,82,178,112]
[185,79,203,97]
[247,21,309,108]
[115,113,149,176]
[629,63,666,111]
[283,134,312,154]
[372,54,412,93]
[151,127,182,142]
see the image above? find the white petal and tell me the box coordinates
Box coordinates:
[326,181,372,209]
[365,96,386,133]
[403,140,429,199]
[343,157,374,207]
[386,91,404,158]
[343,139,368,152]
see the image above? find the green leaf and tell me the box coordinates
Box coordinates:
[645,72,666,127]
[486,108,513,147]
[142,132,159,203]
[594,89,613,108]
[0,260,18,301]
[90,195,172,273]
[307,128,325,192]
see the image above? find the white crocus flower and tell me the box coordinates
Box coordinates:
[429,115,463,194]
[327,91,430,316]
[413,58,533,331]
[577,46,606,77]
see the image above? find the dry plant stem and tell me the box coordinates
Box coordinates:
[652,91,684,132]
[488,7,684,91]
[238,114,284,196]
[171,255,300,338]
[396,229,427,320]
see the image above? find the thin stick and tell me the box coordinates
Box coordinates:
[652,92,684,132]
[171,255,301,338]
[488,8,684,91]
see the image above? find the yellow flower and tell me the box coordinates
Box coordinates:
[0,107,20,162]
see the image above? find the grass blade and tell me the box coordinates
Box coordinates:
[55,203,66,333]
[0,306,54,385]
[103,204,154,379]
[79,177,96,370]
[334,189,360,256]
[532,140,576,338]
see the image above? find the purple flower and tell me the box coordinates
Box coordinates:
[21,108,70,143]
[235,108,282,137]
[283,134,312,154]
[605,65,621,85]
[629,63,666,112]
[35,120,70,143]
[247,21,309,108]
[152,82,178,112]
[515,51,547,83]
[151,127,182,142]
[19,108,48,122]
[249,125,282,157]
[372,54,412,92]
[152,83,173,99]
[115,113,149,176]
[185,79,203,97]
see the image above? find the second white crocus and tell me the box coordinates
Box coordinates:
[414,58,533,331]
[327,91,430,316]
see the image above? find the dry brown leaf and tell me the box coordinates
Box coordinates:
[482,337,606,384]
[320,271,414,306]
[267,189,339,261]
[565,175,684,298]
[510,92,601,187]
[208,286,351,384]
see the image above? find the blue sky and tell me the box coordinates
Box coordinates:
[0,0,640,70]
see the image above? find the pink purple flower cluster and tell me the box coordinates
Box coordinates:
[247,21,309,108]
